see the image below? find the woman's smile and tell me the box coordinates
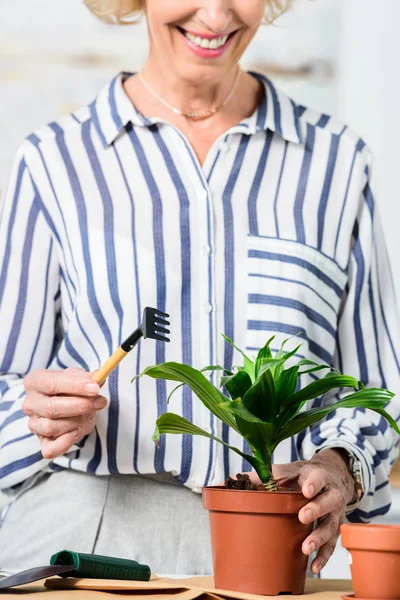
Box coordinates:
[141,0,265,83]
[176,26,239,59]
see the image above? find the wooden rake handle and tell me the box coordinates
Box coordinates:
[92,347,128,385]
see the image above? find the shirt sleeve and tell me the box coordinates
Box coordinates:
[0,146,60,490]
[299,152,400,521]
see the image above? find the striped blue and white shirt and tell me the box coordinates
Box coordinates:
[0,71,399,521]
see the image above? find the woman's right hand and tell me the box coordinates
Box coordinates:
[23,367,108,459]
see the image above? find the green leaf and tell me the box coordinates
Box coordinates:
[201,365,233,375]
[296,358,320,368]
[242,368,276,423]
[141,362,239,433]
[283,374,360,411]
[166,365,231,404]
[275,344,303,379]
[340,388,395,405]
[167,383,184,404]
[154,412,266,473]
[235,415,274,474]
[220,370,253,400]
[218,399,275,473]
[221,333,250,362]
[222,334,256,382]
[275,366,299,408]
[272,387,397,446]
[256,344,302,381]
[257,358,288,378]
[296,359,338,376]
[275,334,303,359]
[375,409,400,436]
[219,399,271,425]
[256,344,303,381]
[254,336,275,378]
[276,373,361,427]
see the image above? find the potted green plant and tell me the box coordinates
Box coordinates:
[136,335,399,596]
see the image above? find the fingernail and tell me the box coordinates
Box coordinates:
[316,562,322,573]
[308,484,315,497]
[94,397,106,409]
[309,541,316,554]
[85,383,100,395]
[304,508,314,522]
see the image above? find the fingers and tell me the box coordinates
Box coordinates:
[22,368,107,460]
[311,538,338,574]
[302,514,340,574]
[28,412,96,439]
[24,368,100,397]
[89,370,106,389]
[273,461,305,481]
[274,474,301,491]
[247,472,262,485]
[39,430,84,460]
[299,487,345,524]
[302,514,339,554]
[23,392,108,419]
[300,480,344,574]
[299,465,328,499]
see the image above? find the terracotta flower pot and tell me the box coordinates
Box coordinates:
[341,523,400,600]
[202,486,313,596]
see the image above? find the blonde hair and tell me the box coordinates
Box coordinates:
[84,0,292,26]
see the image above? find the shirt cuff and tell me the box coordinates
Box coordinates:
[314,439,375,514]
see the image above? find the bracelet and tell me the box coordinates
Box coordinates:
[348,452,364,505]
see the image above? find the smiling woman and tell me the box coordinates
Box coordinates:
[83,0,292,24]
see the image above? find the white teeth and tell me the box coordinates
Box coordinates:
[183,31,229,50]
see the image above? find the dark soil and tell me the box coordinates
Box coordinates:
[224,473,263,490]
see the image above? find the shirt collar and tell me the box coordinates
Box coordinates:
[90,71,303,148]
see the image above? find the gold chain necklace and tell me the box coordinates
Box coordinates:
[138,68,241,121]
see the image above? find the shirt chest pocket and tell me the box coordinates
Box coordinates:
[245,235,348,365]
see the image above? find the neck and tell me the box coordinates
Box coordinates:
[140,55,240,115]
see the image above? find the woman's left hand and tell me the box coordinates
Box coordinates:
[247,448,357,574]
[274,449,357,574]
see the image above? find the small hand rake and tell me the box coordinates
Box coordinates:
[92,307,170,385]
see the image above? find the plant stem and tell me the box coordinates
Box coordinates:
[263,478,279,492]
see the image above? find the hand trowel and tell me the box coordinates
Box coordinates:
[0,550,151,590]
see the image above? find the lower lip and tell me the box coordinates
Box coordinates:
[179,29,236,59]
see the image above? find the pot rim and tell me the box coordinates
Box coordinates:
[202,485,310,514]
[342,523,400,529]
[203,485,303,495]
[341,523,400,552]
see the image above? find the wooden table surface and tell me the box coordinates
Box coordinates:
[0,576,354,600]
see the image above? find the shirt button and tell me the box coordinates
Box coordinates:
[196,189,208,201]
[201,303,213,314]
[219,141,230,152]
[200,245,211,256]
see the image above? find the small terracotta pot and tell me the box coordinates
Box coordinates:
[341,523,400,600]
[202,486,313,596]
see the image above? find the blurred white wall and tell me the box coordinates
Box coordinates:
[0,0,399,578]
[336,0,400,302]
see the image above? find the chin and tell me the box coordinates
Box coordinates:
[172,60,235,84]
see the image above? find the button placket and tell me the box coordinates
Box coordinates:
[194,183,219,483]
[196,188,214,319]
[164,122,220,484]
